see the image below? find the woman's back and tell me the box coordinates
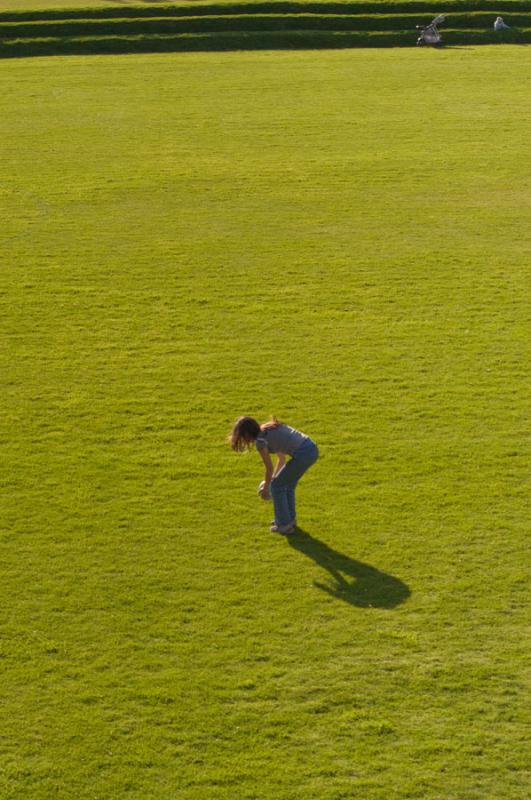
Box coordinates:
[256,424,309,455]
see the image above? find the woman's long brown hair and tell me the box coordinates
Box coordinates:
[229,416,261,452]
[229,416,283,451]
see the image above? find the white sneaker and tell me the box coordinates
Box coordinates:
[270,522,295,535]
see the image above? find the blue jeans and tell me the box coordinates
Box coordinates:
[270,439,319,527]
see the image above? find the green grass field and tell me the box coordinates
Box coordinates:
[1,46,529,799]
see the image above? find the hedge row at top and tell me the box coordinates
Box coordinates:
[0,1,529,23]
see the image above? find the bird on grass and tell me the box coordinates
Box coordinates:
[494,16,511,31]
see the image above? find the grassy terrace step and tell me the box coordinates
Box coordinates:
[1,13,530,37]
[1,27,529,57]
[1,2,529,55]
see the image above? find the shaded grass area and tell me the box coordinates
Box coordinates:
[1,48,530,799]
[1,1,530,55]
[1,29,529,58]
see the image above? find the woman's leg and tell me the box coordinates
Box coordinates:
[270,480,292,528]
[270,441,318,528]
[287,487,296,524]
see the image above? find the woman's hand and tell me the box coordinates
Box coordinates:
[258,480,271,500]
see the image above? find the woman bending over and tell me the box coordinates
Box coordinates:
[229,416,319,535]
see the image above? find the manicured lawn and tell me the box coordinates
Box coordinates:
[1,47,529,799]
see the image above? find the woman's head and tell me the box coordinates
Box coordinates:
[229,416,261,452]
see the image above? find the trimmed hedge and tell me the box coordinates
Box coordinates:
[1,28,529,58]
[0,2,529,57]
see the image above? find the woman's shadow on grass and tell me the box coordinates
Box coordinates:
[287,529,410,609]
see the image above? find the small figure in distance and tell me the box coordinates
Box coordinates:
[494,16,511,31]
[229,416,319,535]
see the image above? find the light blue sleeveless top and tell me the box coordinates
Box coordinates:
[255,424,309,455]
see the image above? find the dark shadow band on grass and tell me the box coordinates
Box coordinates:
[287,529,410,609]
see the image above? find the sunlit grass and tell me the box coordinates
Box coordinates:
[1,48,529,799]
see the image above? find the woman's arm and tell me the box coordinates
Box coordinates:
[273,453,286,477]
[258,448,274,486]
